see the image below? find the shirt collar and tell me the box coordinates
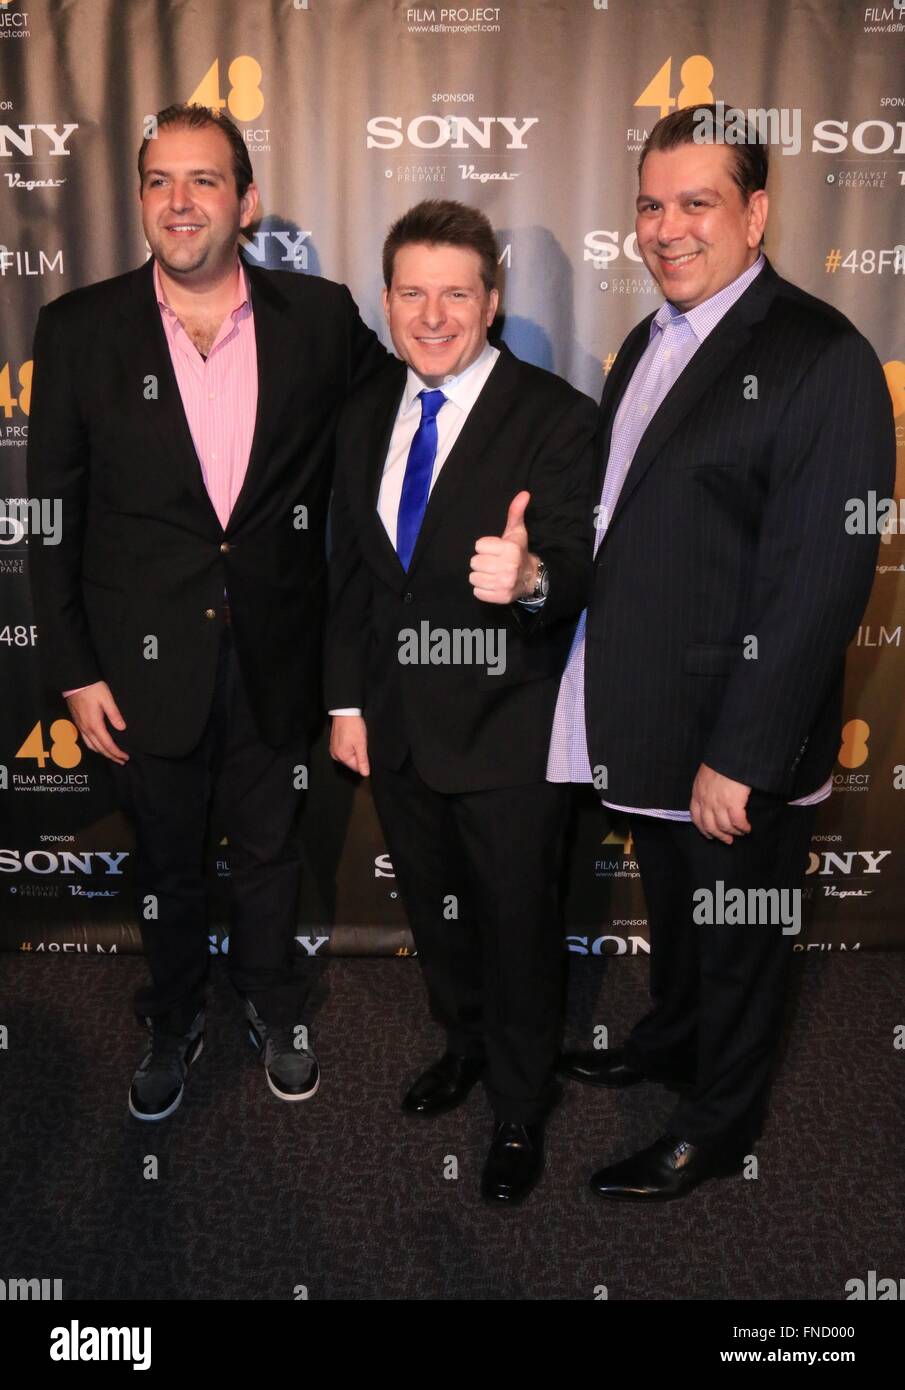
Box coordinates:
[153,256,251,320]
[402,340,499,413]
[651,253,765,344]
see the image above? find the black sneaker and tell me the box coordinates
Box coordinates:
[245,999,319,1101]
[128,1010,205,1121]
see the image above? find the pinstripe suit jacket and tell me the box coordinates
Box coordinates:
[584,259,896,805]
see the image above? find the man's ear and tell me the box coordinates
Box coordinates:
[747,189,768,249]
[239,182,260,230]
[486,286,500,326]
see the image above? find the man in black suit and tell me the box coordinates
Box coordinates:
[552,105,896,1199]
[327,200,596,1203]
[26,104,387,1120]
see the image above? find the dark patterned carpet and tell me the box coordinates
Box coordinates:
[0,950,902,1301]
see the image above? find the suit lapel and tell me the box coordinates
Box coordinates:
[405,344,519,577]
[115,259,222,536]
[594,318,652,495]
[226,264,312,534]
[115,259,315,539]
[363,368,407,580]
[601,261,779,540]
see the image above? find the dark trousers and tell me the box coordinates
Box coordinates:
[371,757,570,1125]
[624,790,816,1147]
[112,628,309,1032]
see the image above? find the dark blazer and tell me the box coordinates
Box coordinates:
[26,258,388,756]
[584,258,896,806]
[325,342,597,793]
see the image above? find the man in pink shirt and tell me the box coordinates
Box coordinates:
[27,104,388,1121]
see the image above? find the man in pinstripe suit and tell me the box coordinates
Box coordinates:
[550,105,895,1199]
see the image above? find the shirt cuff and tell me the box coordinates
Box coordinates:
[63,686,91,697]
[329,708,363,716]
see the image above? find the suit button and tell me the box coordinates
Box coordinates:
[204,608,216,620]
[220,542,230,554]
[403,591,414,604]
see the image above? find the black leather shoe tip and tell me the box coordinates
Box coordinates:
[481,1122,544,1205]
[557,1048,647,1088]
[401,1052,485,1116]
[589,1133,745,1202]
[559,1048,695,1090]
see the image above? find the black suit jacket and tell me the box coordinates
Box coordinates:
[325,343,597,793]
[26,258,388,755]
[585,258,896,806]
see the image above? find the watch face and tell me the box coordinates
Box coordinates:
[540,569,550,597]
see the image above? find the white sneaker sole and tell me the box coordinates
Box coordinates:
[248,1026,319,1102]
[265,1069,320,1102]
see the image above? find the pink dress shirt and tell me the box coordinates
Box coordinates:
[152,256,258,530]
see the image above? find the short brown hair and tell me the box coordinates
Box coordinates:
[382,199,499,292]
[137,103,254,199]
[638,103,769,201]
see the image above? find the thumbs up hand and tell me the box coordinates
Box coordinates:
[469,490,541,604]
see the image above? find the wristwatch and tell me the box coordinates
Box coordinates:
[529,559,549,600]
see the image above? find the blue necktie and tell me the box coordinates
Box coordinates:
[396,388,446,571]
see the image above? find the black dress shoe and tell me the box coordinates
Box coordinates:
[401,1052,485,1116]
[589,1133,746,1201]
[558,1048,646,1087]
[481,1121,544,1204]
[558,1048,694,1090]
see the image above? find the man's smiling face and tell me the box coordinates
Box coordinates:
[635,141,767,312]
[140,123,258,281]
[383,241,499,386]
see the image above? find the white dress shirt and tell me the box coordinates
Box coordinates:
[377,341,500,547]
[329,342,500,715]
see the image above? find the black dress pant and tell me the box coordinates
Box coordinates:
[112,627,309,1032]
[371,757,570,1125]
[624,789,817,1147]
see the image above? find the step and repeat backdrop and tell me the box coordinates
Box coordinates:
[1,0,903,959]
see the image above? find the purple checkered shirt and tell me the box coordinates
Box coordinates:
[546,255,832,817]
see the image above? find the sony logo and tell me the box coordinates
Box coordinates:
[366,115,538,150]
